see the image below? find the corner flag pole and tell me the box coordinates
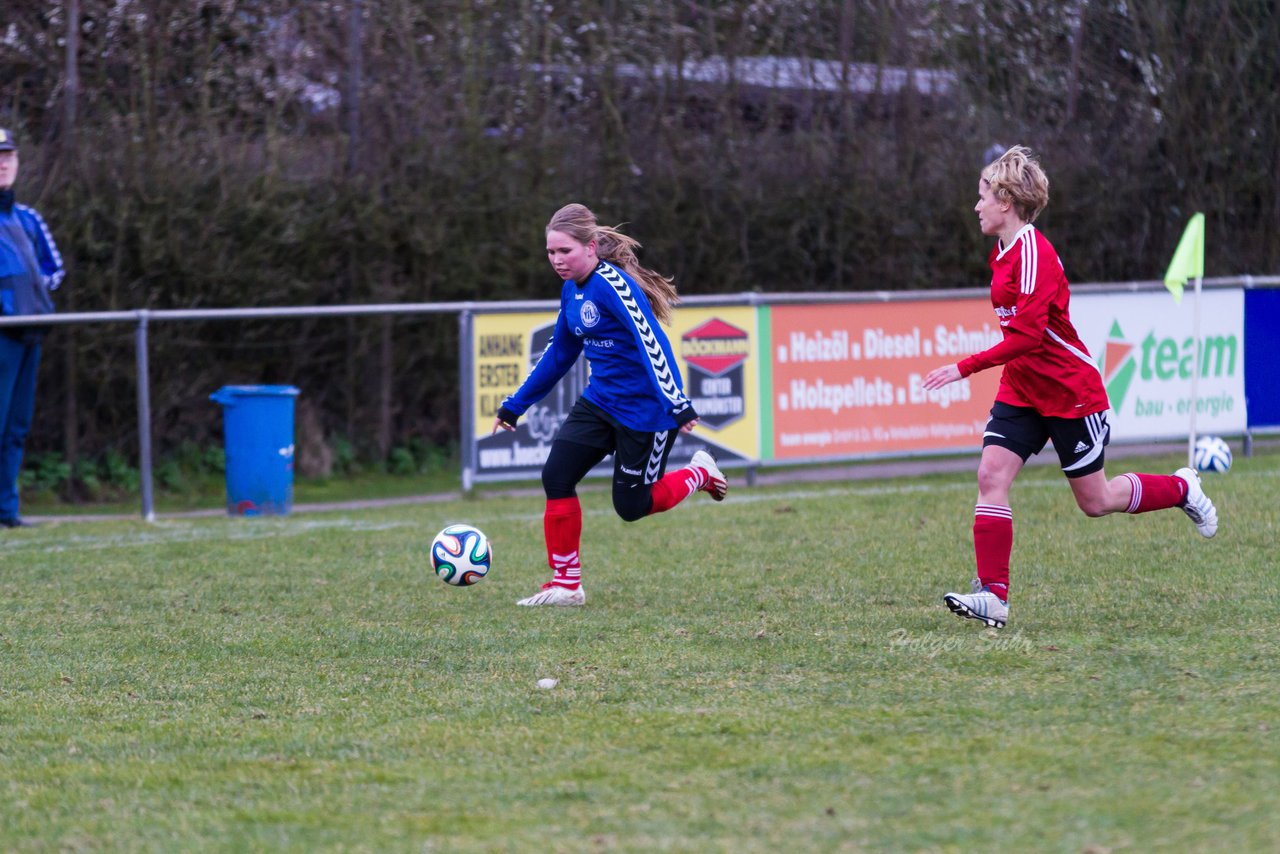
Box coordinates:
[1163,213,1205,469]
[1187,273,1203,468]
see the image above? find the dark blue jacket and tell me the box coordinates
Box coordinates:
[502,261,695,432]
[0,192,63,323]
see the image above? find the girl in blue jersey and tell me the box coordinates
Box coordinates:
[493,203,727,606]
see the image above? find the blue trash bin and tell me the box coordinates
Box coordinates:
[210,385,300,516]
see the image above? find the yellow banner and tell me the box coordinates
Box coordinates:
[469,305,760,479]
[664,305,760,461]
[472,311,569,476]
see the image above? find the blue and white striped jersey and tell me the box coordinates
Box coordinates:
[502,261,695,432]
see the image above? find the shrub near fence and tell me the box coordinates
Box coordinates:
[6,3,1278,483]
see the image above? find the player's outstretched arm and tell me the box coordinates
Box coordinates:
[922,364,962,390]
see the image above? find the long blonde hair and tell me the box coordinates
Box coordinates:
[546,203,679,324]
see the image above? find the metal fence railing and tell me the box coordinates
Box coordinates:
[5,274,1276,520]
[2,301,553,521]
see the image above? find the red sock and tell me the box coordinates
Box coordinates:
[1120,473,1188,513]
[544,497,582,589]
[974,504,1012,602]
[647,464,709,515]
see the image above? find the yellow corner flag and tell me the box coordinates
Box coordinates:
[1163,212,1205,304]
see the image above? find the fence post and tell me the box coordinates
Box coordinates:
[459,309,474,493]
[134,310,155,521]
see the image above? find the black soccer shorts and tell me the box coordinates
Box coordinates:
[982,401,1111,478]
[542,397,678,520]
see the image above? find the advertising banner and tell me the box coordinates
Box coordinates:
[470,305,760,480]
[669,306,760,464]
[1244,288,1280,428]
[472,310,584,479]
[467,286,1256,482]
[1073,290,1247,440]
[764,300,1003,460]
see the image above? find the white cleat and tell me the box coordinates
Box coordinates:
[516,583,586,607]
[943,587,1008,629]
[690,450,727,501]
[1174,467,1218,538]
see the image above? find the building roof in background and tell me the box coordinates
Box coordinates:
[535,56,957,97]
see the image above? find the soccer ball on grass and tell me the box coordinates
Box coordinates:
[1192,435,1232,473]
[431,524,491,586]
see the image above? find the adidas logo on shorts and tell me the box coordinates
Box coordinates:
[1073,441,1089,453]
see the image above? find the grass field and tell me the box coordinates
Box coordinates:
[3,447,1278,852]
[21,457,466,519]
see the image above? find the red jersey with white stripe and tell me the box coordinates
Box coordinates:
[957,224,1110,418]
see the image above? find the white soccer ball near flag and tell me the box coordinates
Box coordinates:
[1192,435,1232,473]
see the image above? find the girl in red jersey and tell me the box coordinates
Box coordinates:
[922,146,1218,629]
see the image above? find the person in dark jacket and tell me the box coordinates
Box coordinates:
[0,128,65,527]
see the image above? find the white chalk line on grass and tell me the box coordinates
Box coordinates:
[482,480,989,523]
[11,467,1260,556]
[5,481,982,556]
[454,466,1264,524]
[3,518,412,556]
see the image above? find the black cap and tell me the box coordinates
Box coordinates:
[0,128,15,151]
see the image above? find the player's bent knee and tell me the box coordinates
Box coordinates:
[1074,496,1112,518]
[612,491,652,522]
